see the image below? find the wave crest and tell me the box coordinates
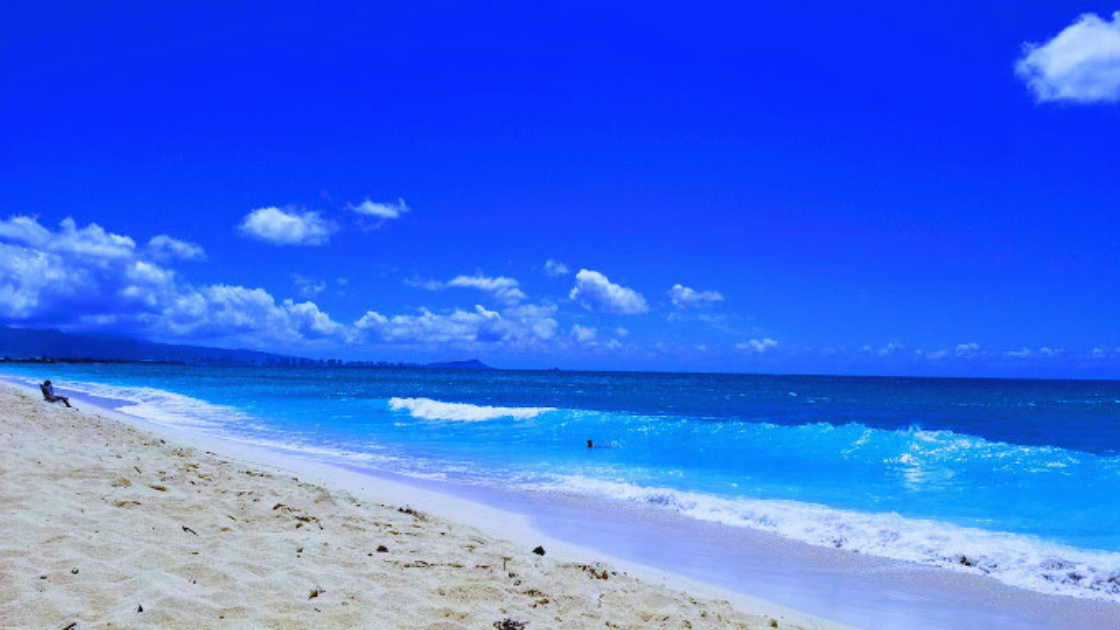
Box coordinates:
[388,397,554,422]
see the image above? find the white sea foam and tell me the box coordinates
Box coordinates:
[9,373,1118,602]
[4,375,247,430]
[388,397,554,422]
[4,374,405,466]
[526,475,1120,602]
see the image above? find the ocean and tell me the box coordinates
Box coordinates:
[3,363,1119,606]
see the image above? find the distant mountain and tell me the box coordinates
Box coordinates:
[0,326,496,370]
[0,326,289,365]
[423,359,494,370]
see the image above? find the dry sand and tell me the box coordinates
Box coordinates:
[0,383,832,629]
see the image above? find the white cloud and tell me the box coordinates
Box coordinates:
[0,216,136,259]
[615,327,629,338]
[543,258,569,277]
[410,273,528,306]
[875,342,905,357]
[0,242,95,319]
[955,342,980,357]
[570,324,598,344]
[569,269,649,314]
[1016,11,1120,103]
[923,342,980,360]
[291,273,327,298]
[156,285,350,346]
[355,302,557,348]
[349,198,410,222]
[238,207,336,246]
[668,283,724,309]
[737,338,777,353]
[146,234,206,262]
[445,274,526,306]
[1004,348,1032,359]
[0,215,348,349]
[0,216,172,322]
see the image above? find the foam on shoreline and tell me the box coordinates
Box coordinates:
[0,381,830,629]
[6,373,1120,604]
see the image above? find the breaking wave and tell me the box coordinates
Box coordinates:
[526,475,1120,601]
[388,397,554,422]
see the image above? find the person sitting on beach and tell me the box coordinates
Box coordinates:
[40,380,72,408]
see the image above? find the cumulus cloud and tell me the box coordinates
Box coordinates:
[146,235,206,262]
[157,285,350,345]
[355,302,557,348]
[1004,347,1033,359]
[570,324,598,344]
[238,207,336,246]
[569,269,649,314]
[0,216,136,259]
[1016,11,1120,103]
[445,274,526,306]
[668,283,724,309]
[349,198,410,224]
[543,258,569,277]
[0,215,349,349]
[0,216,169,322]
[410,273,528,306]
[0,243,98,320]
[737,338,777,353]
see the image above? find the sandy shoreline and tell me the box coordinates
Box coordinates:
[0,382,835,629]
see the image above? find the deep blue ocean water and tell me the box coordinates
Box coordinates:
[3,364,1119,601]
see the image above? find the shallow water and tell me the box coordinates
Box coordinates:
[4,363,1119,604]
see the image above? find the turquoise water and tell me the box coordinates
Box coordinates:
[4,363,1119,601]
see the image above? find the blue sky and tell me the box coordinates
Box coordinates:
[2,2,1119,377]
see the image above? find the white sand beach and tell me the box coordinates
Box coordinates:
[0,383,835,629]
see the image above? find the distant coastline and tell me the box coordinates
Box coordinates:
[0,325,493,370]
[0,356,495,369]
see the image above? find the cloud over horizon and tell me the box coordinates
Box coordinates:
[2,215,1116,373]
[355,302,558,349]
[737,338,777,354]
[0,215,349,349]
[1016,11,1120,103]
